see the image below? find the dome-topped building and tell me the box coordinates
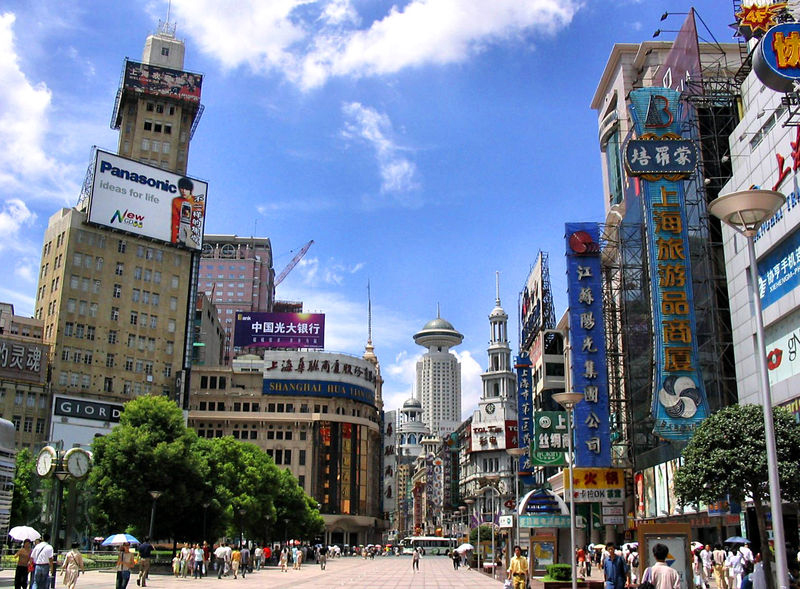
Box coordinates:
[414,306,463,438]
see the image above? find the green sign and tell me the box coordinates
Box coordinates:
[519,514,571,528]
[531,411,568,466]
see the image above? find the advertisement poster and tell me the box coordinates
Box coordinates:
[234,312,325,349]
[88,150,207,250]
[124,60,203,102]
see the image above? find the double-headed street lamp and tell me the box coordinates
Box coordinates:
[552,391,584,589]
[479,482,502,579]
[708,189,788,589]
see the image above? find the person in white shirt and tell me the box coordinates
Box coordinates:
[30,534,54,589]
[642,543,680,589]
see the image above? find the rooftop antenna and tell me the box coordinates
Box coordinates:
[437,302,440,319]
[367,281,373,345]
[495,270,501,306]
[157,0,176,37]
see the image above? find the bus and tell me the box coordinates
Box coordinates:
[400,536,458,555]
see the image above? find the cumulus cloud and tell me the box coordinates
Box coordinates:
[0,199,36,246]
[169,0,581,89]
[341,101,419,196]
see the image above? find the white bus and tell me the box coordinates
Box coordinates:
[400,536,457,555]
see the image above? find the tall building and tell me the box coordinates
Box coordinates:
[413,311,463,438]
[198,235,275,362]
[34,22,206,445]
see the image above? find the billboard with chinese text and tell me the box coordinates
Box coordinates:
[628,88,710,440]
[565,223,611,467]
[234,312,325,349]
[87,150,207,250]
[515,354,535,482]
[124,60,202,103]
[0,338,47,384]
[531,411,567,466]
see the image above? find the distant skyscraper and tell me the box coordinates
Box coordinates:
[413,310,463,438]
[198,235,275,362]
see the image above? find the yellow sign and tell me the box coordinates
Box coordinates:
[736,3,786,38]
[564,467,625,490]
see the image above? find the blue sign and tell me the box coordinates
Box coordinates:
[515,354,535,484]
[629,87,710,440]
[754,23,800,93]
[757,226,800,309]
[519,515,571,528]
[624,138,698,178]
[565,223,611,467]
[262,379,375,406]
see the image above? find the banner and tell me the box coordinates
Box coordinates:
[234,312,325,349]
[531,411,568,466]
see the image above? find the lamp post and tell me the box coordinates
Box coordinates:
[708,189,788,589]
[506,447,528,549]
[480,482,502,579]
[148,491,163,541]
[553,391,584,589]
[202,502,210,541]
[464,498,475,567]
[458,505,467,541]
[239,508,247,548]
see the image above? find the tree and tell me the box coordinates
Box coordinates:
[673,404,800,589]
[88,395,207,540]
[10,448,39,526]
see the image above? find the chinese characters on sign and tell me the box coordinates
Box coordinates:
[624,138,699,179]
[531,411,568,466]
[515,354,535,476]
[234,312,325,349]
[628,87,709,440]
[753,23,800,93]
[564,467,626,504]
[0,338,46,383]
[565,223,611,467]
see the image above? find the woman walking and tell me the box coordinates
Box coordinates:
[115,543,135,589]
[60,543,84,589]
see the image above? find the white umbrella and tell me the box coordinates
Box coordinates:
[455,543,475,553]
[9,526,40,542]
[101,533,140,546]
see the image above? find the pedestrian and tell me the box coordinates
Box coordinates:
[319,546,327,570]
[136,537,153,587]
[231,546,241,579]
[279,546,288,572]
[702,545,713,587]
[171,554,181,577]
[213,543,227,579]
[193,544,204,579]
[14,539,32,589]
[180,542,191,578]
[713,544,729,589]
[693,549,707,589]
[728,549,745,589]
[507,545,529,589]
[627,549,639,585]
[577,546,586,578]
[412,547,420,571]
[115,543,135,589]
[263,545,272,567]
[240,545,250,578]
[452,548,460,570]
[641,543,680,589]
[253,546,263,571]
[603,543,627,589]
[60,543,84,589]
[30,533,54,589]
[294,545,303,570]
[202,541,211,577]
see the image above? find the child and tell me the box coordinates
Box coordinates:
[172,555,181,577]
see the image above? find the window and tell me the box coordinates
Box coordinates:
[134,267,142,280]
[65,322,74,336]
[106,354,115,367]
[113,284,122,298]
[86,326,95,340]
[161,46,169,56]
[171,275,179,289]
[130,312,138,325]
[144,121,152,132]
[23,417,32,433]
[166,341,174,355]
[146,102,154,112]
[170,297,178,311]
[150,315,158,328]
[132,289,140,302]
[137,246,145,258]
[141,138,150,151]
[110,307,119,321]
[115,263,124,276]
[125,358,134,371]
[108,330,118,344]
[118,240,127,253]
[104,377,113,393]
[168,319,176,333]
[96,257,104,271]
[127,334,135,347]
[70,275,79,289]
[299,450,306,465]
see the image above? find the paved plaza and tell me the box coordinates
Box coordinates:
[0,556,512,589]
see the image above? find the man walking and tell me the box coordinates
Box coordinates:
[136,537,153,587]
[713,544,728,589]
[507,545,529,589]
[214,543,227,579]
[603,543,628,589]
[30,534,54,589]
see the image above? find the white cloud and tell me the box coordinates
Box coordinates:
[0,198,36,239]
[455,349,484,419]
[341,101,419,196]
[170,0,581,89]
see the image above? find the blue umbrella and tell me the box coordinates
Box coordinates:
[101,533,140,546]
[725,536,749,544]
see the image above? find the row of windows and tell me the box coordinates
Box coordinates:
[195,401,330,414]
[11,416,46,434]
[59,372,168,397]
[4,389,48,409]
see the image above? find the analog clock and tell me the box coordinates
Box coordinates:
[36,446,56,478]
[486,403,496,414]
[64,448,91,479]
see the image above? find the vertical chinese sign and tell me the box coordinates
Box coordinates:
[532,411,568,467]
[515,354,535,481]
[626,87,709,440]
[565,223,611,467]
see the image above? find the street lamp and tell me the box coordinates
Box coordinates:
[202,502,210,541]
[148,491,163,541]
[480,480,502,579]
[239,508,247,548]
[464,498,475,568]
[708,189,788,589]
[552,391,584,589]
[507,447,528,549]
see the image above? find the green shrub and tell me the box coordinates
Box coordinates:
[546,563,572,581]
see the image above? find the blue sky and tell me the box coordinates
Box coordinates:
[0,0,736,415]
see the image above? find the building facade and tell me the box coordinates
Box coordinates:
[187,347,384,546]
[198,235,275,362]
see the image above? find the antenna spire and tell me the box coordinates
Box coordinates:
[367,281,373,345]
[495,270,501,306]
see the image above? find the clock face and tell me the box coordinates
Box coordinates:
[65,449,91,479]
[36,447,56,478]
[486,403,495,414]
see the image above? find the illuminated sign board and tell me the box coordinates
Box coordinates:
[753,22,800,92]
[624,138,699,179]
[565,223,611,467]
[53,396,123,423]
[234,312,325,349]
[124,60,202,103]
[628,88,710,440]
[87,150,207,250]
[531,411,567,467]
[515,354,535,478]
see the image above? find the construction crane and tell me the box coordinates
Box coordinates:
[274,240,314,286]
